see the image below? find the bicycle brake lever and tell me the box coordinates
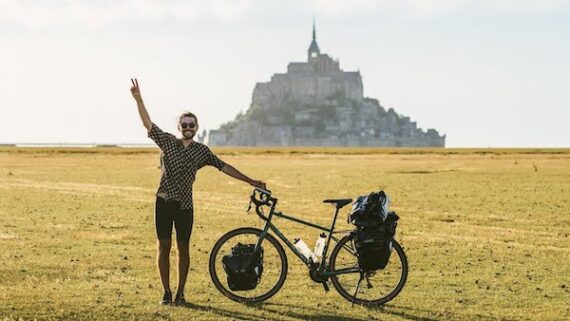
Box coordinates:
[246,200,253,213]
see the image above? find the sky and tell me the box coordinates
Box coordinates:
[0,0,568,147]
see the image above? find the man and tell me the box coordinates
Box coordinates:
[129,78,266,305]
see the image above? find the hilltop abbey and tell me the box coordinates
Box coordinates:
[207,22,445,147]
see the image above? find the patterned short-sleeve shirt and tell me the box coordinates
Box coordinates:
[148,123,226,209]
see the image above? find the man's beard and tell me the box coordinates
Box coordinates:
[182,130,194,139]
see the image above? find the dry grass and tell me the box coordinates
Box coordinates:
[0,148,569,321]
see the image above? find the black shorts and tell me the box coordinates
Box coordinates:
[155,196,194,242]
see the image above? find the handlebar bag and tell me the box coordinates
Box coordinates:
[354,211,399,271]
[222,243,264,291]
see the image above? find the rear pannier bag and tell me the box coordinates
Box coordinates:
[353,212,399,271]
[349,190,400,271]
[354,228,393,271]
[222,243,264,291]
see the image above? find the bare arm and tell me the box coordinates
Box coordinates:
[221,164,267,190]
[130,78,152,131]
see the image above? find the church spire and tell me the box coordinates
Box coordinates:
[312,16,316,41]
[308,16,320,61]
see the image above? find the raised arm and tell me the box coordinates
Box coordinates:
[130,78,152,131]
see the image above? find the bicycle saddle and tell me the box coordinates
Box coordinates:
[323,198,353,209]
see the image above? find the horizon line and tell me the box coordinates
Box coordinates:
[1,143,568,149]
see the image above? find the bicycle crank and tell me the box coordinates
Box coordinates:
[309,269,330,292]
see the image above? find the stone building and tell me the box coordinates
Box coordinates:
[208,22,445,147]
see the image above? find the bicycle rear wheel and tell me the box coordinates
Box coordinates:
[209,227,288,303]
[329,234,408,306]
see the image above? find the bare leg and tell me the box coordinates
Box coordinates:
[157,239,172,292]
[176,241,190,294]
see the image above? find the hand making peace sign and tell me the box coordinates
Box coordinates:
[130,78,142,101]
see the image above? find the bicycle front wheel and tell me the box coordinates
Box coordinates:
[329,234,408,306]
[209,227,288,303]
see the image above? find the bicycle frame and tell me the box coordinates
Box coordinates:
[252,196,359,277]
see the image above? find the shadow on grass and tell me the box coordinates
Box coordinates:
[177,302,266,321]
[263,302,444,321]
[178,300,443,321]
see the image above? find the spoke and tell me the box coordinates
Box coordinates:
[330,236,408,306]
[341,244,357,256]
[211,230,286,302]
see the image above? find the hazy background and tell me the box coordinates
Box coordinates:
[0,0,568,147]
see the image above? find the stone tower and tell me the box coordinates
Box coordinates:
[308,18,320,61]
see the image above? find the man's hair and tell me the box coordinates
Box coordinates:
[178,112,198,126]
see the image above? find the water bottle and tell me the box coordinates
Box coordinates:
[314,233,327,257]
[293,238,318,263]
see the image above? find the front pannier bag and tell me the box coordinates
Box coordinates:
[222,243,264,291]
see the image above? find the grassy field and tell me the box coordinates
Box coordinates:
[0,147,568,321]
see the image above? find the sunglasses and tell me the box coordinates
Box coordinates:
[180,122,196,129]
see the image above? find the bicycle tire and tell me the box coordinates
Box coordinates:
[209,227,288,303]
[329,234,408,306]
